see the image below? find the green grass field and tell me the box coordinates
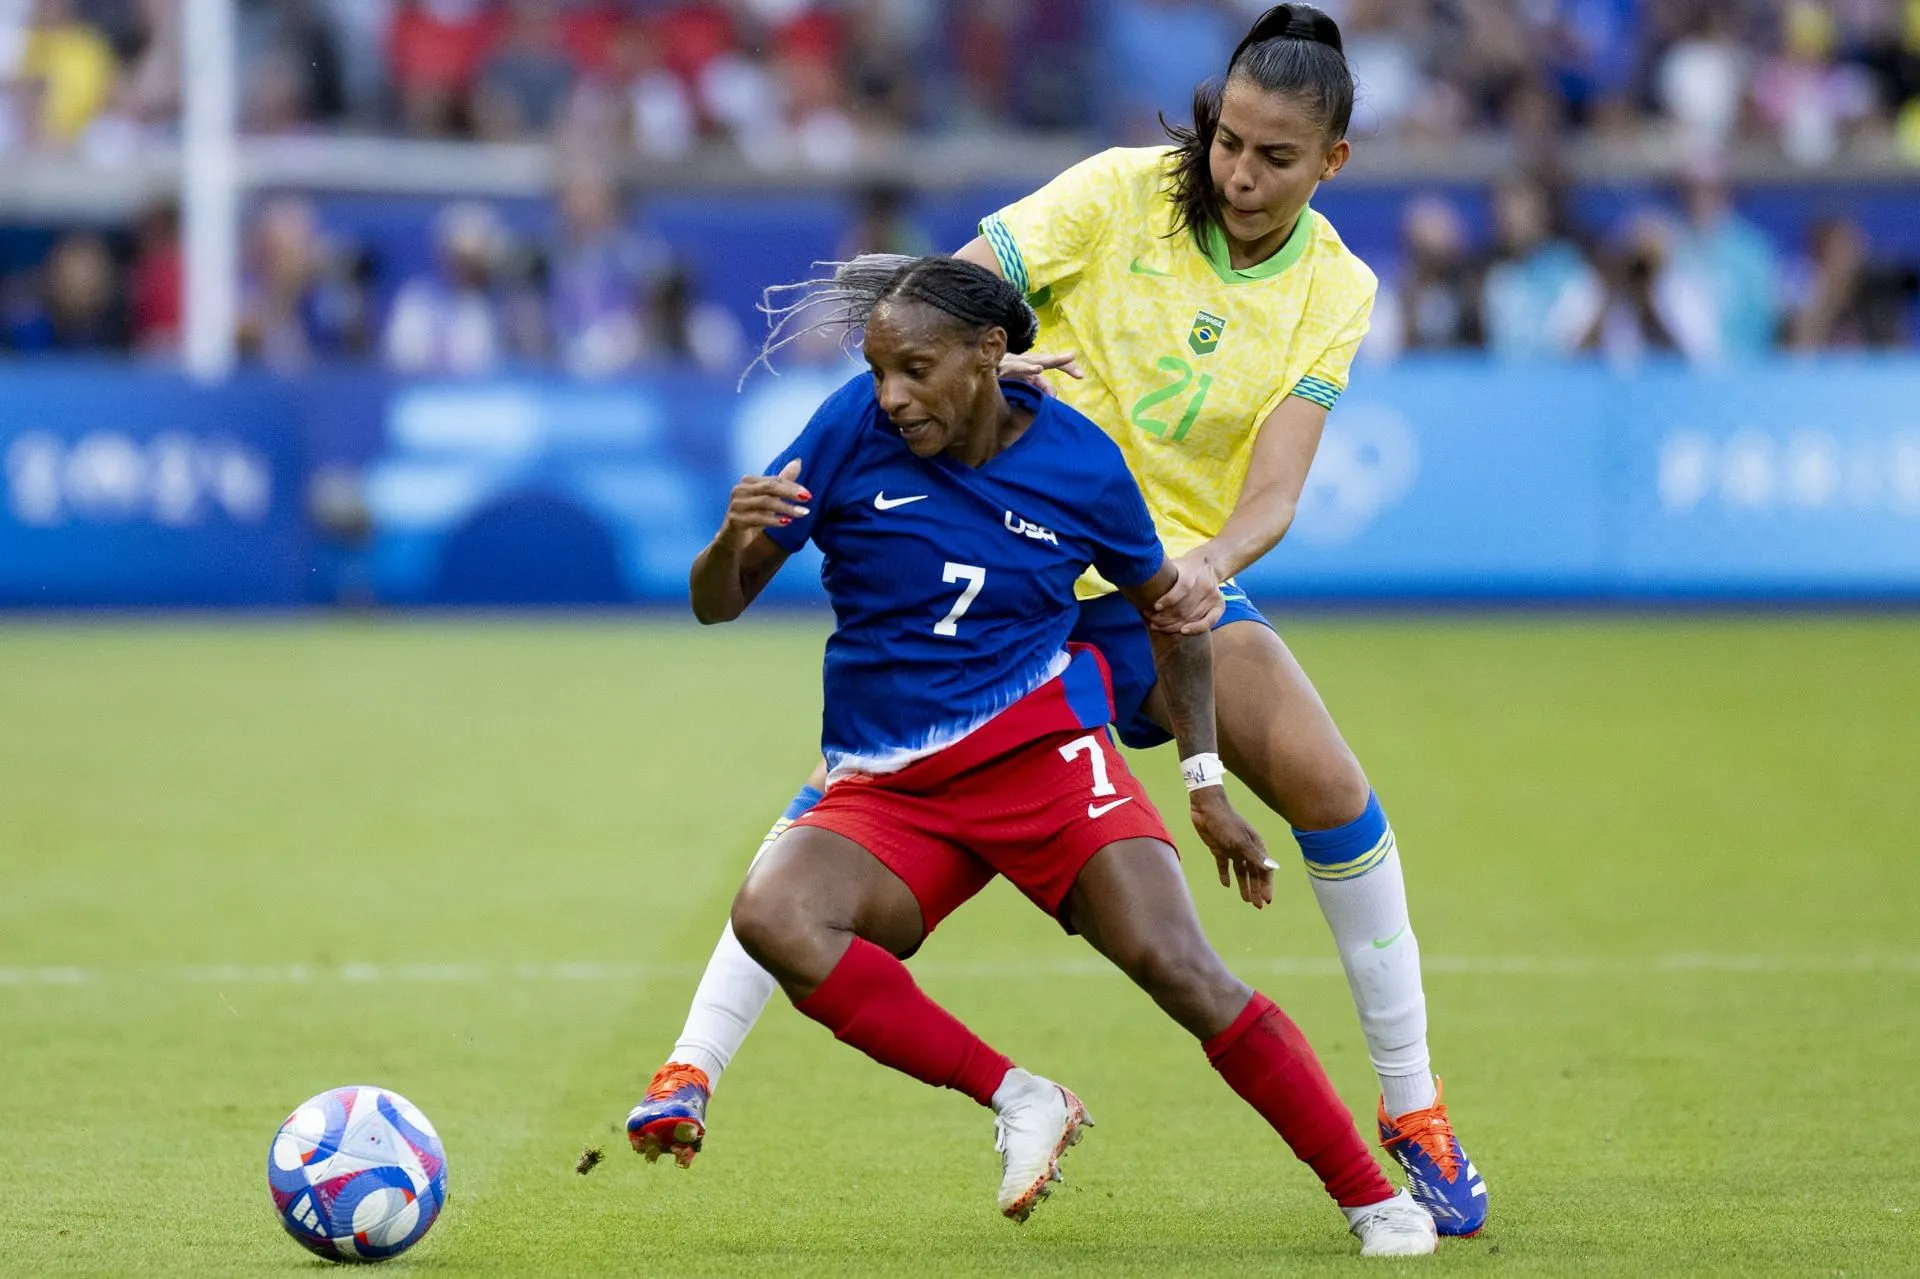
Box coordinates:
[3,615,1916,1276]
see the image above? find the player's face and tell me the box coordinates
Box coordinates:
[1209,79,1350,259]
[864,301,1004,459]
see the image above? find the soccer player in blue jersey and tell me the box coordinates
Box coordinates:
[661,256,1435,1255]
[637,5,1485,1243]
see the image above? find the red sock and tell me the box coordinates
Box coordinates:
[1204,992,1393,1209]
[793,937,1013,1107]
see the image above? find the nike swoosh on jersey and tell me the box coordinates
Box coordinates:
[873,492,929,510]
[1128,257,1174,278]
[1087,797,1135,818]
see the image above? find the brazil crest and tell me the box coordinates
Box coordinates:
[1188,309,1227,355]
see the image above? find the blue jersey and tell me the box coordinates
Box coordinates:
[763,376,1165,776]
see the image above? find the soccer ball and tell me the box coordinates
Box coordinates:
[267,1085,448,1263]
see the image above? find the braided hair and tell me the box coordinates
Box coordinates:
[1161,3,1353,250]
[749,254,1037,383]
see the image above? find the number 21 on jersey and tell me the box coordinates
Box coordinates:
[1130,356,1213,443]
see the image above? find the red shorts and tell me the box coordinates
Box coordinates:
[793,725,1174,936]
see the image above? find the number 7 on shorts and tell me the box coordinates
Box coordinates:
[1058,734,1117,797]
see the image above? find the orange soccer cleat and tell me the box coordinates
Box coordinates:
[626,1062,711,1168]
[1377,1079,1487,1237]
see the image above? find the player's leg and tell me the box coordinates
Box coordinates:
[628,771,826,1167]
[1063,836,1433,1256]
[1200,614,1485,1236]
[729,823,927,991]
[1125,603,1441,1109]
[672,770,828,1079]
[731,820,1087,1222]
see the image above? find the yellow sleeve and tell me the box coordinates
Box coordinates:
[978,148,1141,298]
[1282,286,1374,415]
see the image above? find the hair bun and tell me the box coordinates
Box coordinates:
[1235,4,1344,66]
[1001,292,1038,355]
[1286,8,1343,53]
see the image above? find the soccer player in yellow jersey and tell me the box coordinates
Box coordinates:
[628,3,1486,1243]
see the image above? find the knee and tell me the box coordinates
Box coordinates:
[729,876,802,974]
[1286,752,1371,832]
[1123,938,1243,1011]
[1221,730,1371,831]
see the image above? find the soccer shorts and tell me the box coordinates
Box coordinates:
[1067,578,1275,750]
[793,724,1173,937]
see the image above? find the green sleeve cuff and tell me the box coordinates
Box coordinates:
[979,213,1030,295]
[1290,375,1343,410]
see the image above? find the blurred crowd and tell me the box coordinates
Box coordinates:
[0,171,949,372]
[3,0,1920,369]
[1367,167,1920,363]
[0,0,1100,166]
[3,1,1920,164]
[5,167,1915,369]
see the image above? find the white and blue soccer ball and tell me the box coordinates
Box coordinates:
[267,1086,448,1263]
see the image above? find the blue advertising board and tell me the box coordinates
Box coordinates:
[0,369,308,606]
[1610,361,1920,594]
[345,370,825,605]
[3,359,1919,607]
[1236,363,1612,597]
[1239,358,1920,598]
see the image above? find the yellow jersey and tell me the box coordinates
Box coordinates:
[979,146,1377,597]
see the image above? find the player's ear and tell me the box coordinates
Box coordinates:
[1319,137,1350,182]
[979,324,1008,372]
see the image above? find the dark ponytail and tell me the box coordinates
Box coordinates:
[1162,4,1353,248]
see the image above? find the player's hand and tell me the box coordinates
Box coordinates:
[1150,551,1224,635]
[1190,787,1273,909]
[720,459,809,549]
[997,350,1083,394]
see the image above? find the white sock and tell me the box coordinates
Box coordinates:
[668,921,779,1087]
[665,794,817,1088]
[1379,1068,1437,1121]
[1304,835,1436,1116]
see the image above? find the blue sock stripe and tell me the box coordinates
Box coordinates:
[1293,792,1393,879]
[1303,831,1395,882]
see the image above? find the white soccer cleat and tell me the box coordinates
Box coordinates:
[990,1069,1091,1222]
[1346,1188,1440,1257]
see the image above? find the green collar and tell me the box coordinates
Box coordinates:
[1200,207,1314,284]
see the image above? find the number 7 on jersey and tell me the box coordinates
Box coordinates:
[934,562,985,637]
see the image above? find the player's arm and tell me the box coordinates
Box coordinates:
[688,460,805,624]
[1118,565,1273,909]
[1205,395,1325,577]
[1151,396,1326,626]
[954,237,1000,276]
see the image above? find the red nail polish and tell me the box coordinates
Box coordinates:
[797,489,812,501]
[779,517,791,525]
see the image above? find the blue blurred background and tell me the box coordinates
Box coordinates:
[3,0,1919,606]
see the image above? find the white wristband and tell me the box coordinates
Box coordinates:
[1181,752,1225,793]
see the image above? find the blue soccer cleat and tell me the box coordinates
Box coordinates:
[1377,1079,1487,1237]
[626,1062,710,1168]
